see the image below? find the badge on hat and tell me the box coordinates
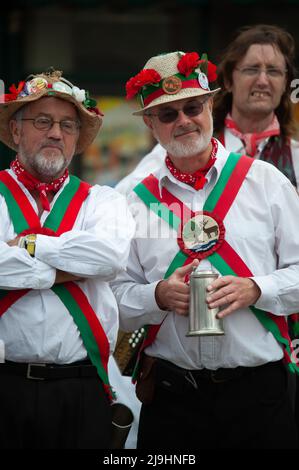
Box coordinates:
[25,77,48,95]
[178,211,225,260]
[52,81,73,95]
[162,75,182,95]
[197,72,209,90]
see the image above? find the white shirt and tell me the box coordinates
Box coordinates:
[111,141,299,370]
[115,143,166,196]
[115,132,299,195]
[0,170,135,364]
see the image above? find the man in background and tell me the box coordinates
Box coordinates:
[116,24,299,195]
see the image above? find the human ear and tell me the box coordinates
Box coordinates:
[9,120,22,146]
[224,77,233,93]
[143,114,154,131]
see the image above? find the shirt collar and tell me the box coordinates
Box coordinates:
[155,139,230,197]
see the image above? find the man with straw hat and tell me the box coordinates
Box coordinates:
[111,51,299,448]
[0,69,135,449]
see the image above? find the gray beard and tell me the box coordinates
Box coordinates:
[33,152,67,177]
[157,121,213,159]
[19,146,68,178]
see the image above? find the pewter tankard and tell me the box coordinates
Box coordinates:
[187,268,225,336]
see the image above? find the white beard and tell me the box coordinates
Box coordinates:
[33,152,67,177]
[19,144,69,179]
[164,129,212,158]
[156,116,213,159]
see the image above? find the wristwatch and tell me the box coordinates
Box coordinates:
[19,234,37,257]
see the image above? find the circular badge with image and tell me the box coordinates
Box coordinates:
[26,77,48,95]
[52,81,73,95]
[178,211,225,260]
[162,76,182,95]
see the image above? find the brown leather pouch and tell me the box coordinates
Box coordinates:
[135,354,157,405]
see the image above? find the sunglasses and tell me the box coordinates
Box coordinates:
[146,97,209,124]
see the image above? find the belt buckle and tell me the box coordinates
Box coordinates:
[210,370,227,384]
[26,363,46,380]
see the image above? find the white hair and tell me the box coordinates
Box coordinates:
[11,106,26,130]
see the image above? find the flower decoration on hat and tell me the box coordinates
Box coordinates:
[83,91,104,116]
[125,51,219,113]
[177,52,200,77]
[72,86,86,103]
[177,52,217,83]
[2,73,103,115]
[197,53,217,83]
[126,69,162,99]
[4,81,26,102]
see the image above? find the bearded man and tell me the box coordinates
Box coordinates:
[111,51,299,449]
[0,70,135,449]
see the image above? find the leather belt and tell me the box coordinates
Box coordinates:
[0,360,98,381]
[154,358,282,393]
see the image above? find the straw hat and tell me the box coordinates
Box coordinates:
[125,51,221,115]
[0,70,103,154]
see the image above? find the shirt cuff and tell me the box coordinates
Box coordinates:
[251,275,282,314]
[35,234,58,264]
[31,258,56,289]
[141,280,169,323]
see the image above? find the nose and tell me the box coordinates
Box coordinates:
[255,70,270,85]
[175,109,192,126]
[46,121,63,139]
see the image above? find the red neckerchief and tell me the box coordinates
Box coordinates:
[10,157,69,212]
[165,137,218,190]
[224,113,280,157]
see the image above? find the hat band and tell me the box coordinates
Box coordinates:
[143,78,202,107]
[3,77,99,113]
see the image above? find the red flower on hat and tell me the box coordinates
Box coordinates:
[177,52,218,83]
[4,81,26,102]
[177,52,200,77]
[198,59,218,83]
[126,69,162,99]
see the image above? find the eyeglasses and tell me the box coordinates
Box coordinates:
[21,116,81,135]
[235,66,287,79]
[146,98,209,124]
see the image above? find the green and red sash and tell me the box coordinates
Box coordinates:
[133,152,299,377]
[0,171,114,400]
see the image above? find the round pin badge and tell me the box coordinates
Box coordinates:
[26,78,48,95]
[198,72,209,90]
[162,76,182,95]
[178,211,225,260]
[52,81,73,95]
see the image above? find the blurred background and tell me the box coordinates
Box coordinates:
[1,0,299,185]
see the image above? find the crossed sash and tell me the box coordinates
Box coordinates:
[0,171,114,400]
[132,152,299,378]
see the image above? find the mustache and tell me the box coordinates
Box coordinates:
[174,126,200,137]
[40,140,64,151]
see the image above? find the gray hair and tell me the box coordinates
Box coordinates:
[10,106,26,129]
